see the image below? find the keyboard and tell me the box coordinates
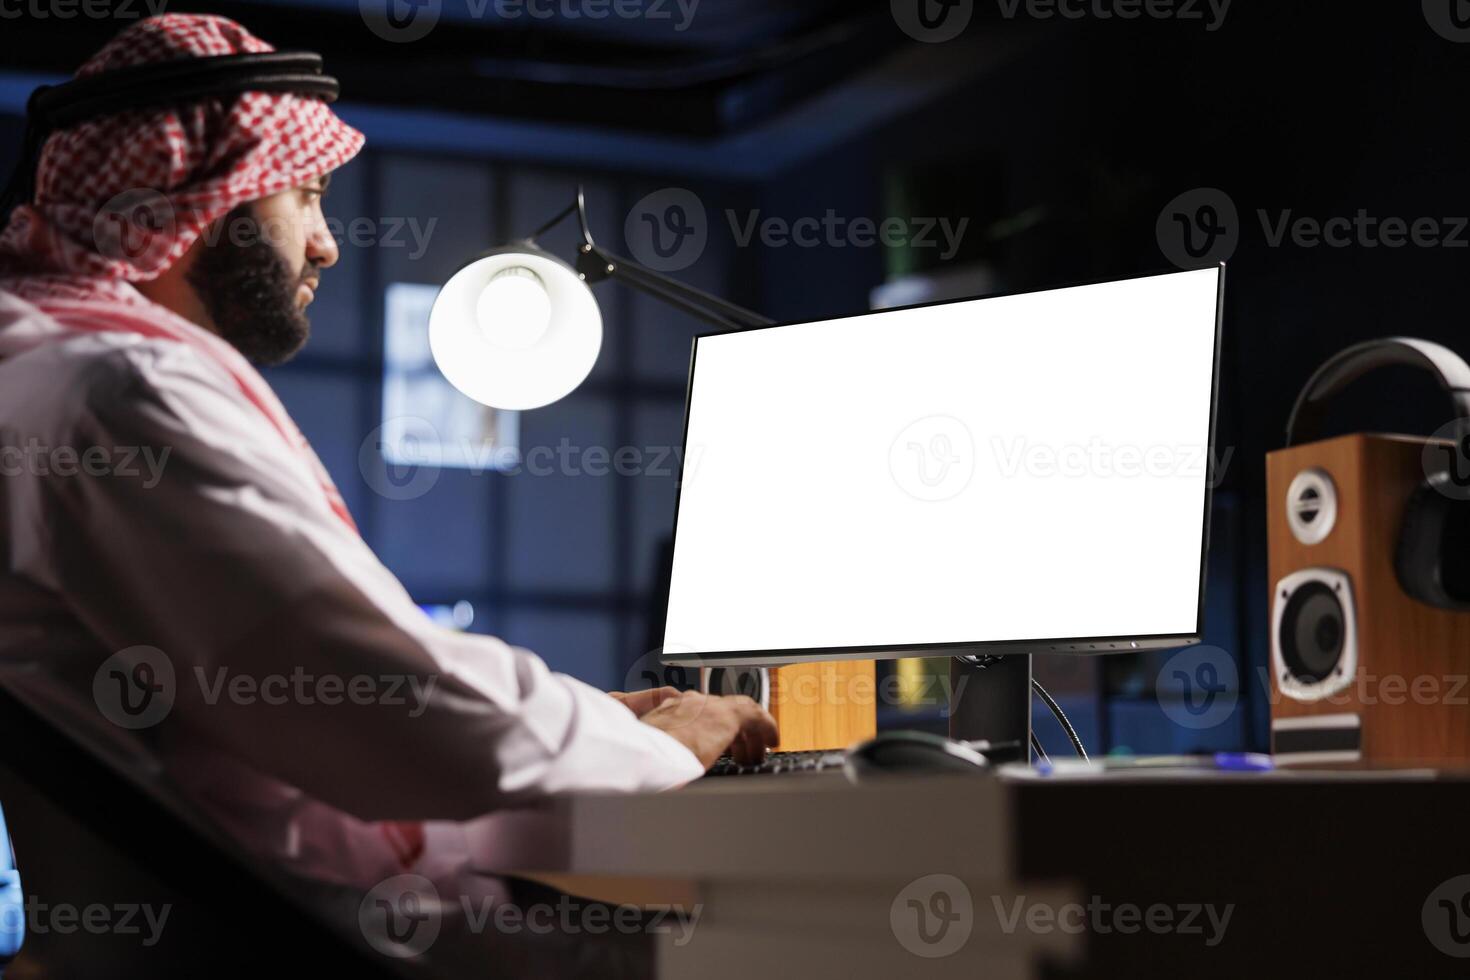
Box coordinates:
[705,749,847,777]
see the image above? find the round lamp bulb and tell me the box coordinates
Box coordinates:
[476,268,552,351]
[430,247,603,411]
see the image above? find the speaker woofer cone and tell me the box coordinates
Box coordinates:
[701,666,771,710]
[1271,567,1359,703]
[1281,582,1345,683]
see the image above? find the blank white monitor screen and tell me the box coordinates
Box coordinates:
[663,267,1223,661]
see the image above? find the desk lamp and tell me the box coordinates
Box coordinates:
[428,187,772,412]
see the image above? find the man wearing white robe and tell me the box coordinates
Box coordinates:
[0,12,777,939]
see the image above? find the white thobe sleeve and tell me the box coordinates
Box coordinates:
[33,339,704,823]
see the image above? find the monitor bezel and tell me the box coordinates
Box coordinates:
[659,263,1226,667]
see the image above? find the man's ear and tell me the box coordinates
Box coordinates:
[133,232,212,329]
[200,201,258,252]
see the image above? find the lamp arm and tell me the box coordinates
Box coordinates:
[522,186,774,332]
[578,243,774,332]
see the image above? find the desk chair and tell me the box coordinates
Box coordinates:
[0,799,20,976]
[0,681,659,979]
[0,681,401,978]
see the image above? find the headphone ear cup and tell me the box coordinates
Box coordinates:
[1443,494,1470,604]
[1397,480,1470,612]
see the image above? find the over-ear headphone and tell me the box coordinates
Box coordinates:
[0,801,22,971]
[0,51,342,217]
[1286,337,1470,612]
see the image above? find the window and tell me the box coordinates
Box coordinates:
[381,282,519,471]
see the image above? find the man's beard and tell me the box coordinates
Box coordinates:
[187,205,314,366]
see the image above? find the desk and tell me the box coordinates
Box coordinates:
[464,768,1470,978]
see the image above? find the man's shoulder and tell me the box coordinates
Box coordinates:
[0,323,239,440]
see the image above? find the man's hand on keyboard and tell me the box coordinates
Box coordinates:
[637,691,779,770]
[608,686,682,718]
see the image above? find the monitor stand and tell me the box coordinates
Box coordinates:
[949,654,1032,763]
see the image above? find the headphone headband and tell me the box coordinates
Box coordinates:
[1285,337,1470,446]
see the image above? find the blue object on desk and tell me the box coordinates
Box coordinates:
[1034,753,1275,776]
[0,801,22,972]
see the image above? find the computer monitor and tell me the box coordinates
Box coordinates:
[661,266,1224,667]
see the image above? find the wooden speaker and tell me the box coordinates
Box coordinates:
[1267,433,1470,765]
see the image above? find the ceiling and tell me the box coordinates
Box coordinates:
[0,0,927,137]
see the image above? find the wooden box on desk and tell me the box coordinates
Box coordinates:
[1266,433,1470,765]
[768,660,877,752]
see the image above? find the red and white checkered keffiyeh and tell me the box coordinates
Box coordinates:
[0,13,363,282]
[0,16,426,870]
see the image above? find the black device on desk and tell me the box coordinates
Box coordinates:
[705,732,1011,781]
